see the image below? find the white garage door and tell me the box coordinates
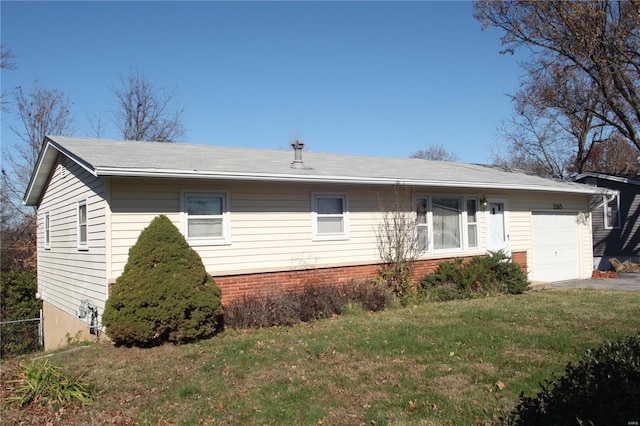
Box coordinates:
[531,212,581,282]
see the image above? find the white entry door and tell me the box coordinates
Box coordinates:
[486,199,510,254]
[531,212,581,282]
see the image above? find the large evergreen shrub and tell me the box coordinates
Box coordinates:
[102,215,222,347]
[419,251,529,301]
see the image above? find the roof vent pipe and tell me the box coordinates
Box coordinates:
[291,139,304,168]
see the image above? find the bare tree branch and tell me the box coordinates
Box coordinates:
[112,69,186,142]
[410,144,458,161]
[475,0,640,151]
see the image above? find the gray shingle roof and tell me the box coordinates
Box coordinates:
[24,135,606,205]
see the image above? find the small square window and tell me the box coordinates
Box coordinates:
[313,194,348,240]
[182,191,230,245]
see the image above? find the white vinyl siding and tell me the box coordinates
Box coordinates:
[36,158,107,321]
[106,180,593,282]
[109,180,372,278]
[506,192,593,280]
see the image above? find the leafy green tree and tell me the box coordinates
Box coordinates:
[102,215,222,347]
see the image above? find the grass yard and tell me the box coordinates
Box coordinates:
[3,289,640,425]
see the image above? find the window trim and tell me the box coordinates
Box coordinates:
[312,193,349,241]
[414,194,479,255]
[604,194,621,229]
[181,190,231,246]
[44,210,51,250]
[77,199,88,251]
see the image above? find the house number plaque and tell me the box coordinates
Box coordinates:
[553,203,563,210]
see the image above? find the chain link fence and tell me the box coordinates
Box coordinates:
[0,309,43,357]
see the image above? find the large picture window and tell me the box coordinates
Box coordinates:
[415,195,479,253]
[182,191,230,245]
[604,195,620,229]
[313,193,348,240]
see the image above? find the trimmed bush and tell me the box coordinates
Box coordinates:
[224,280,392,329]
[419,251,529,301]
[102,215,222,347]
[505,331,640,425]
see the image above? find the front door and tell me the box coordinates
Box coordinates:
[487,199,510,254]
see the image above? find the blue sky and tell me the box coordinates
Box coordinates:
[1,1,525,164]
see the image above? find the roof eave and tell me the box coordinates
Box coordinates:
[23,136,98,206]
[574,172,640,186]
[96,167,610,195]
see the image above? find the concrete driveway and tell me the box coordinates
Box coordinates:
[531,272,640,291]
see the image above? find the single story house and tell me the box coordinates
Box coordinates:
[573,172,639,270]
[24,136,609,350]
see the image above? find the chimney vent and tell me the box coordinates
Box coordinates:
[291,139,305,168]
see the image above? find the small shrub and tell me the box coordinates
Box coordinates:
[102,215,222,347]
[504,331,640,425]
[224,280,391,329]
[7,359,94,407]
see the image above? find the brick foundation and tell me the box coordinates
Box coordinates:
[214,251,528,304]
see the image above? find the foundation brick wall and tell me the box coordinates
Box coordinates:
[214,251,528,304]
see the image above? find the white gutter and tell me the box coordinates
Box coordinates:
[96,167,612,195]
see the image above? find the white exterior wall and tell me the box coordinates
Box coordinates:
[36,158,108,348]
[505,191,593,280]
[107,178,593,283]
[108,179,493,280]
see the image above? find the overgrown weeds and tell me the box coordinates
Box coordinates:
[224,280,392,329]
[6,359,94,408]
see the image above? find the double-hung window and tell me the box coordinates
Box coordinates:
[313,193,348,240]
[182,192,230,245]
[604,195,620,229]
[77,199,88,250]
[415,195,479,253]
[44,210,51,249]
[466,199,478,248]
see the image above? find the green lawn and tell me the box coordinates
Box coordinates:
[4,289,640,425]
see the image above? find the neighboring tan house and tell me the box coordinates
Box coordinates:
[573,172,640,270]
[24,136,609,350]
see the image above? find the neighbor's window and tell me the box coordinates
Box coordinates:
[415,195,479,253]
[313,193,348,240]
[604,195,620,229]
[77,199,88,250]
[44,210,51,249]
[183,192,230,245]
